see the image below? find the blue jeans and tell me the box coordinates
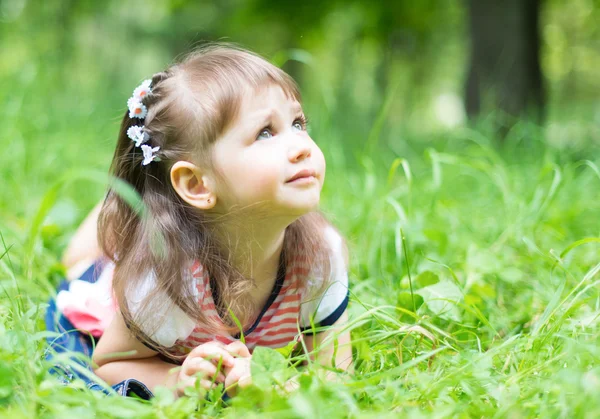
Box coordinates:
[44,265,154,400]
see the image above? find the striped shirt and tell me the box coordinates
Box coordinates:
[131,226,349,356]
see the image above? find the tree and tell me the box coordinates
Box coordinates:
[465,0,545,133]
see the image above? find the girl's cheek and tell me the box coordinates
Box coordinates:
[254,168,280,188]
[234,171,279,202]
[319,147,326,168]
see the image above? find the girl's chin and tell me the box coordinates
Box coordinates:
[271,201,320,219]
[288,202,321,217]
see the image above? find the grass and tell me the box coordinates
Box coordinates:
[2,60,600,418]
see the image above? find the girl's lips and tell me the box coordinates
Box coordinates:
[287,175,317,185]
[287,169,316,183]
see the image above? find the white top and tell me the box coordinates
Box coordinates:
[128,226,349,348]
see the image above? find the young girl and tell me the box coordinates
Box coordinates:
[60,44,352,397]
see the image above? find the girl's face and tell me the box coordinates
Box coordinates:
[211,84,325,219]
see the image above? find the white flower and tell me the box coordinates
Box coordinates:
[127,97,147,119]
[141,144,160,166]
[133,79,152,100]
[127,125,149,147]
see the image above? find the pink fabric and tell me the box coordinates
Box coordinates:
[56,263,117,338]
[62,300,115,337]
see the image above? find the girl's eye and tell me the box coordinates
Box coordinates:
[257,128,272,141]
[292,116,308,131]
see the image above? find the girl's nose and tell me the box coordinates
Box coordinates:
[288,143,312,162]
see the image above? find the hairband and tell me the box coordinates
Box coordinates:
[126,79,160,166]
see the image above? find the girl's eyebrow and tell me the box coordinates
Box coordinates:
[251,110,275,129]
[248,104,304,131]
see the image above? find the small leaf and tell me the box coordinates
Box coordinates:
[355,340,373,363]
[227,308,245,344]
[464,294,482,305]
[470,282,496,299]
[423,228,448,252]
[274,340,297,358]
[415,271,439,288]
[251,346,287,387]
[416,280,463,321]
[397,292,424,312]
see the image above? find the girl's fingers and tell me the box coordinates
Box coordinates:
[224,359,252,390]
[238,373,252,388]
[225,341,251,358]
[189,342,235,368]
[198,379,216,391]
[178,376,219,392]
[184,358,226,382]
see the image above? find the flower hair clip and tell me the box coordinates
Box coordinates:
[127,79,152,119]
[126,79,160,166]
[127,98,147,119]
[133,79,152,100]
[141,144,160,166]
[126,125,149,147]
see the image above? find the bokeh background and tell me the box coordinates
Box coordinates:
[2,1,600,416]
[2,0,600,200]
[1,0,599,198]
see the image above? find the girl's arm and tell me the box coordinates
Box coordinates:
[303,310,353,374]
[93,310,236,395]
[94,356,181,391]
[92,310,178,390]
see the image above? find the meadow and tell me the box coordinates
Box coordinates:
[2,44,600,418]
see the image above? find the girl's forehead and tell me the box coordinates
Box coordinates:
[218,84,301,140]
[239,83,301,111]
[239,90,301,126]
[218,82,302,137]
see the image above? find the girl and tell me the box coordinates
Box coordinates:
[61,44,352,398]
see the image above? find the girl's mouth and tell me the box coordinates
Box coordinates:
[286,169,316,183]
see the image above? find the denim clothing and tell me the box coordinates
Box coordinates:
[44,265,154,400]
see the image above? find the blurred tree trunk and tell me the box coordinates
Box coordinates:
[465,0,545,134]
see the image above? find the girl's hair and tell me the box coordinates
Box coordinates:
[98,44,344,356]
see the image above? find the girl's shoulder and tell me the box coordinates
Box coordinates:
[323,225,348,264]
[127,263,200,347]
[300,225,348,287]
[298,226,350,329]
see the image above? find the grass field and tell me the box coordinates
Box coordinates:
[2,67,600,417]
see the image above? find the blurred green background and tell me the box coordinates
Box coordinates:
[2,2,600,416]
[2,1,599,167]
[2,0,599,265]
[1,0,599,271]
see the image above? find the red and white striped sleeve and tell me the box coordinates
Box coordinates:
[299,226,349,332]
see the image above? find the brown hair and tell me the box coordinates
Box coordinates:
[98,44,344,357]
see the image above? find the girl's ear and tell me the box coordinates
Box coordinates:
[170,161,217,210]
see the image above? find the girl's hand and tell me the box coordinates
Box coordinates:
[175,341,236,396]
[223,341,252,397]
[224,357,252,397]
